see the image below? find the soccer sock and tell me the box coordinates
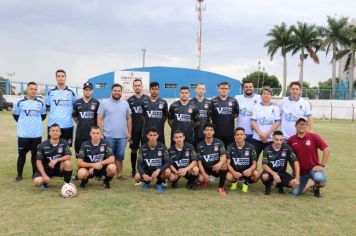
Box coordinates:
[104,176,113,183]
[262,178,273,186]
[156,175,163,185]
[218,170,227,188]
[130,152,137,173]
[17,154,26,177]
[30,153,37,176]
[187,174,197,184]
[63,170,72,183]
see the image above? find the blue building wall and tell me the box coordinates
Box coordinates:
[89,66,241,99]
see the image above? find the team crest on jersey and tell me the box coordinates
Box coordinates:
[204,103,209,109]
[185,150,190,157]
[272,109,275,114]
[91,105,96,110]
[214,145,219,152]
[158,150,162,156]
[281,151,286,157]
[228,101,232,106]
[188,108,192,113]
[100,146,105,152]
[65,91,70,97]
[254,100,257,104]
[58,147,63,154]
[244,150,249,156]
[299,105,303,110]
[159,104,163,109]
[306,140,311,146]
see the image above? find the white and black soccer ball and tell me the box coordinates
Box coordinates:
[61,183,77,198]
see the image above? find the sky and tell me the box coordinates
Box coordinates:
[0,0,355,89]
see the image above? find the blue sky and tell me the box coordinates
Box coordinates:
[0,0,355,88]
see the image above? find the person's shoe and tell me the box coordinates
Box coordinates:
[143,183,150,190]
[201,181,209,188]
[278,185,285,194]
[134,181,143,186]
[156,184,164,193]
[186,183,194,190]
[162,181,168,187]
[103,180,111,189]
[131,171,136,177]
[40,183,48,191]
[15,176,23,182]
[80,179,88,188]
[242,183,249,193]
[172,181,178,188]
[117,176,127,181]
[230,182,238,190]
[264,185,271,195]
[217,188,227,196]
[313,186,321,198]
[72,175,79,181]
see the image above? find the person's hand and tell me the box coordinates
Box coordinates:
[127,133,132,142]
[178,168,188,177]
[48,159,58,168]
[312,165,324,172]
[232,171,242,179]
[212,162,222,172]
[273,173,281,183]
[290,178,300,188]
[242,168,252,177]
[203,173,210,182]
[93,162,103,170]
[43,175,51,184]
[88,168,95,175]
[151,169,161,179]
[142,174,152,182]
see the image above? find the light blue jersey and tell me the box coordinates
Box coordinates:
[46,86,77,128]
[12,97,46,138]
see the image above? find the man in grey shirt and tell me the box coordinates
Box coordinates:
[97,83,132,180]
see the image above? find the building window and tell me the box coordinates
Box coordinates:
[95,83,107,89]
[165,83,177,88]
[190,84,197,89]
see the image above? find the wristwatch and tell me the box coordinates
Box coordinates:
[320,164,325,167]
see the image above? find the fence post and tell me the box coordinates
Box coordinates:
[352,104,354,122]
[330,102,333,121]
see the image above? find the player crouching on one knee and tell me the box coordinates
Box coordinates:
[33,123,73,190]
[261,131,300,195]
[196,123,228,196]
[167,130,199,190]
[76,126,116,189]
[226,127,260,193]
[135,127,172,192]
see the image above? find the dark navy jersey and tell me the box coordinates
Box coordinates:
[226,142,257,172]
[36,139,72,169]
[168,101,199,144]
[128,94,149,133]
[262,143,297,173]
[211,96,239,137]
[190,97,212,140]
[196,138,226,169]
[78,139,113,163]
[72,98,100,140]
[137,142,172,175]
[169,142,197,170]
[142,97,168,138]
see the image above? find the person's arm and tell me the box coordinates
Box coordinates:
[307,116,314,132]
[234,99,239,118]
[100,156,115,166]
[226,159,242,178]
[127,115,132,141]
[167,103,174,128]
[45,91,51,112]
[72,102,78,124]
[289,160,300,188]
[251,120,263,138]
[212,154,226,172]
[12,101,20,122]
[160,149,172,172]
[198,160,209,180]
[262,151,281,183]
[242,160,257,177]
[313,147,330,172]
[265,121,281,138]
[170,165,178,174]
[137,148,144,176]
[97,113,104,135]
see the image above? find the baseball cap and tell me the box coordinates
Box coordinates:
[83,82,93,89]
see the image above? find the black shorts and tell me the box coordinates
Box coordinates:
[74,138,88,157]
[18,137,42,155]
[47,127,74,147]
[251,139,272,160]
[204,167,220,178]
[33,163,62,178]
[129,132,142,150]
[217,136,234,148]
[87,165,108,178]
[262,171,293,187]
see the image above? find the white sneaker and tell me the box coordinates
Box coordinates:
[209,175,217,182]
[162,182,169,187]
[134,181,143,186]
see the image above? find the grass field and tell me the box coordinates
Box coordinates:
[0,111,356,235]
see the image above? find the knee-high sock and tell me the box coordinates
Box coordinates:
[63,170,73,183]
[130,152,137,172]
[218,170,227,188]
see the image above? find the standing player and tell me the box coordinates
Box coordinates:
[168,130,199,190]
[196,123,228,196]
[279,81,313,140]
[251,86,281,159]
[289,118,329,197]
[211,81,239,147]
[226,127,260,192]
[77,126,116,189]
[261,131,300,195]
[33,124,73,190]
[46,69,77,146]
[73,82,100,158]
[235,80,261,142]
[141,82,168,145]
[168,86,199,145]
[135,127,172,192]
[127,79,149,177]
[190,82,212,147]
[12,82,46,181]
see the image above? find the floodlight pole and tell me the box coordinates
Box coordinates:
[142,49,146,68]
[196,0,206,71]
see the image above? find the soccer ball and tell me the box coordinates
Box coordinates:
[61,183,77,198]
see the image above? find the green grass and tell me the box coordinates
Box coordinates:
[1,111,356,235]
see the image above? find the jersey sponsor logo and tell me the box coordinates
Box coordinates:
[270,159,285,168]
[147,110,163,118]
[145,158,162,167]
[88,154,105,162]
[202,153,219,163]
[306,140,311,146]
[175,114,192,122]
[254,100,257,104]
[258,117,274,126]
[79,111,95,119]
[199,110,208,118]
[133,106,143,114]
[23,110,40,117]
[285,113,298,122]
[53,99,71,107]
[174,158,190,168]
[46,155,61,161]
[232,157,250,166]
[216,107,232,115]
[240,108,252,117]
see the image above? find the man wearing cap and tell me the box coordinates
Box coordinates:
[73,82,100,158]
[288,118,329,197]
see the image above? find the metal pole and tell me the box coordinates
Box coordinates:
[330,103,333,121]
[352,104,354,122]
[142,49,146,68]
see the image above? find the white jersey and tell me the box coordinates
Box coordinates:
[235,94,261,134]
[251,102,281,141]
[279,97,311,139]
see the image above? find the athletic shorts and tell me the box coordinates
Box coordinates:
[262,171,293,187]
[86,165,108,178]
[251,139,272,160]
[129,132,142,150]
[47,127,74,147]
[33,163,62,178]
[204,167,220,178]
[18,137,42,156]
[74,138,88,158]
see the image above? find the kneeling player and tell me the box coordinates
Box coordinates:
[77,126,116,189]
[33,123,73,190]
[135,127,171,192]
[226,127,260,192]
[168,130,199,190]
[261,131,300,195]
[196,123,228,196]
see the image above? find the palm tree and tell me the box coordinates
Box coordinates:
[291,22,323,87]
[321,16,349,99]
[336,25,356,99]
[264,22,293,96]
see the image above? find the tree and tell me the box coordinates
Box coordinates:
[321,16,349,99]
[0,76,16,95]
[242,71,282,95]
[264,22,294,96]
[336,25,356,99]
[291,22,323,86]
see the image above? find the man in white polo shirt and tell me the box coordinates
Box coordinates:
[279,81,313,140]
